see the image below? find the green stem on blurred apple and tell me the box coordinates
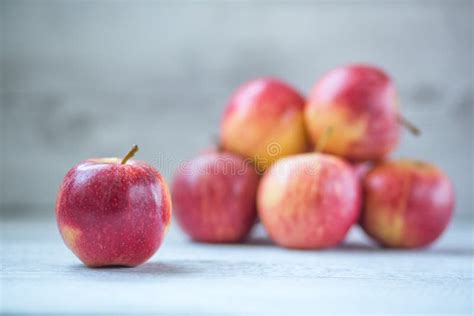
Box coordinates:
[121,145,139,164]
[398,115,421,136]
[316,126,334,153]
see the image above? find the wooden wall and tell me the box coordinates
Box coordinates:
[1,0,472,219]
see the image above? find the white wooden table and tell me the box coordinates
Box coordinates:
[1,218,472,315]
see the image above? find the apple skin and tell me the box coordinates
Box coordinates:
[220,78,308,172]
[172,151,260,243]
[352,161,374,183]
[350,161,374,224]
[305,64,400,161]
[56,158,172,267]
[257,153,361,249]
[361,159,455,248]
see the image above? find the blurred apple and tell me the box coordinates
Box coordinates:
[56,145,172,267]
[257,153,361,249]
[352,161,374,183]
[305,64,403,161]
[172,151,259,243]
[220,78,308,172]
[361,159,454,248]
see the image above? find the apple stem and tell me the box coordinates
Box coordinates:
[121,145,139,164]
[316,126,334,153]
[398,115,421,136]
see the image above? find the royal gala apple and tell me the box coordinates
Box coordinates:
[361,159,454,248]
[257,153,361,249]
[352,161,374,183]
[305,64,404,161]
[220,78,308,172]
[172,151,259,243]
[56,145,172,267]
[350,161,374,223]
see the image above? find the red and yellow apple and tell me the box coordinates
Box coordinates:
[220,78,308,172]
[56,145,172,267]
[361,159,454,248]
[172,151,260,243]
[257,153,361,249]
[352,161,374,183]
[305,64,401,161]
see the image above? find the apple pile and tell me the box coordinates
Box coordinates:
[173,64,455,249]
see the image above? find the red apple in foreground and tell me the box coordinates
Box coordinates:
[361,159,454,248]
[257,153,361,249]
[56,145,172,267]
[305,64,403,161]
[220,78,308,172]
[172,151,260,243]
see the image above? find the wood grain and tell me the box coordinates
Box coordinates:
[1,219,472,315]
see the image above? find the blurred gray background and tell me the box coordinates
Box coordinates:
[1,0,472,221]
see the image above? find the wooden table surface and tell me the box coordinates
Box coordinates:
[1,218,472,315]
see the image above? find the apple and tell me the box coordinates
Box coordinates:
[361,159,454,248]
[220,78,308,172]
[305,64,417,161]
[172,151,260,243]
[257,153,361,249]
[349,161,374,224]
[55,145,172,267]
[352,161,374,183]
